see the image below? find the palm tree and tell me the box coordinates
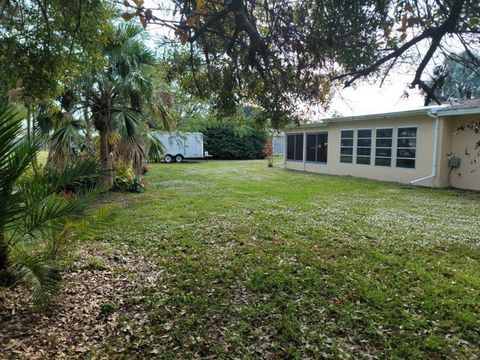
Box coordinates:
[36,98,92,169]
[0,105,104,303]
[84,23,162,182]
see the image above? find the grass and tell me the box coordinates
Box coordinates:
[93,159,480,358]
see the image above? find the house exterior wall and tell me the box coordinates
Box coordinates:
[284,115,438,186]
[435,117,451,188]
[442,114,480,191]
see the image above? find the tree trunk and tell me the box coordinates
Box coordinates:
[84,105,92,150]
[27,106,40,174]
[26,106,31,140]
[99,127,109,167]
[99,127,113,187]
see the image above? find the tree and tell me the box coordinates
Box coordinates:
[34,92,94,169]
[0,0,114,105]
[82,23,160,180]
[0,105,104,303]
[424,52,480,104]
[123,0,480,126]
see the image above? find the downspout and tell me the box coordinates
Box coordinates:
[409,111,440,185]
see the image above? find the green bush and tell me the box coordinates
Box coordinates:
[203,123,268,160]
[113,164,145,193]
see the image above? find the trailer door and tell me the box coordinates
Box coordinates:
[184,133,202,158]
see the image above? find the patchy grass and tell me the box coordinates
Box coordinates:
[91,159,480,358]
[3,159,479,358]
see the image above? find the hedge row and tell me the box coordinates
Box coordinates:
[203,124,268,160]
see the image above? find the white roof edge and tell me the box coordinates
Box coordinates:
[285,103,480,131]
[285,107,438,130]
[436,108,480,116]
[324,108,433,123]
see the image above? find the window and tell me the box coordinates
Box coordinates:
[306,133,328,163]
[286,134,304,161]
[340,130,354,163]
[396,127,416,168]
[356,129,372,165]
[306,134,316,162]
[375,128,393,166]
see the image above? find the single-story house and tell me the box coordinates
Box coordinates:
[284,99,480,191]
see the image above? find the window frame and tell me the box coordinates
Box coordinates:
[340,129,355,164]
[395,126,417,169]
[286,133,304,162]
[355,128,372,165]
[374,127,393,167]
[306,131,328,164]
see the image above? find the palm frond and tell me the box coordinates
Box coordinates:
[0,106,40,229]
[111,108,141,139]
[0,106,27,169]
[146,131,166,162]
[8,253,60,305]
[49,117,84,152]
[11,158,104,236]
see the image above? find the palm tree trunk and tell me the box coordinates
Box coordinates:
[99,127,114,187]
[99,127,109,168]
[26,106,31,140]
[26,105,41,173]
[84,105,92,147]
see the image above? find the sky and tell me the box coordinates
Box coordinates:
[320,73,426,119]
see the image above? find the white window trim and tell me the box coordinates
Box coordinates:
[395,126,418,169]
[374,127,394,167]
[355,128,373,165]
[340,129,355,164]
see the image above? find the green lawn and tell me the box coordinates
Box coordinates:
[94,159,480,358]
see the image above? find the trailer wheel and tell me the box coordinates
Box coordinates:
[175,154,184,163]
[164,154,174,163]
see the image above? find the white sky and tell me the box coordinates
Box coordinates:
[322,73,425,118]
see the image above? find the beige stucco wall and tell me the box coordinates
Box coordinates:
[284,115,438,186]
[441,115,480,191]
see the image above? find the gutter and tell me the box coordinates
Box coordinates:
[409,110,440,185]
[437,108,480,117]
[285,106,442,131]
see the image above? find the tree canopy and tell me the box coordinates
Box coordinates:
[0,0,115,105]
[424,52,480,104]
[124,0,480,126]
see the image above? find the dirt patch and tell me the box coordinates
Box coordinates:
[0,243,162,359]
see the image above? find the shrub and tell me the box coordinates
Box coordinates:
[203,123,268,160]
[263,139,273,167]
[0,105,107,304]
[113,164,145,193]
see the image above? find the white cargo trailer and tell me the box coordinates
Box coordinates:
[153,132,205,163]
[272,132,285,156]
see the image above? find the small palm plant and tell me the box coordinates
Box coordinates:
[0,105,105,304]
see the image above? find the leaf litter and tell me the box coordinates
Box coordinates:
[0,242,163,359]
